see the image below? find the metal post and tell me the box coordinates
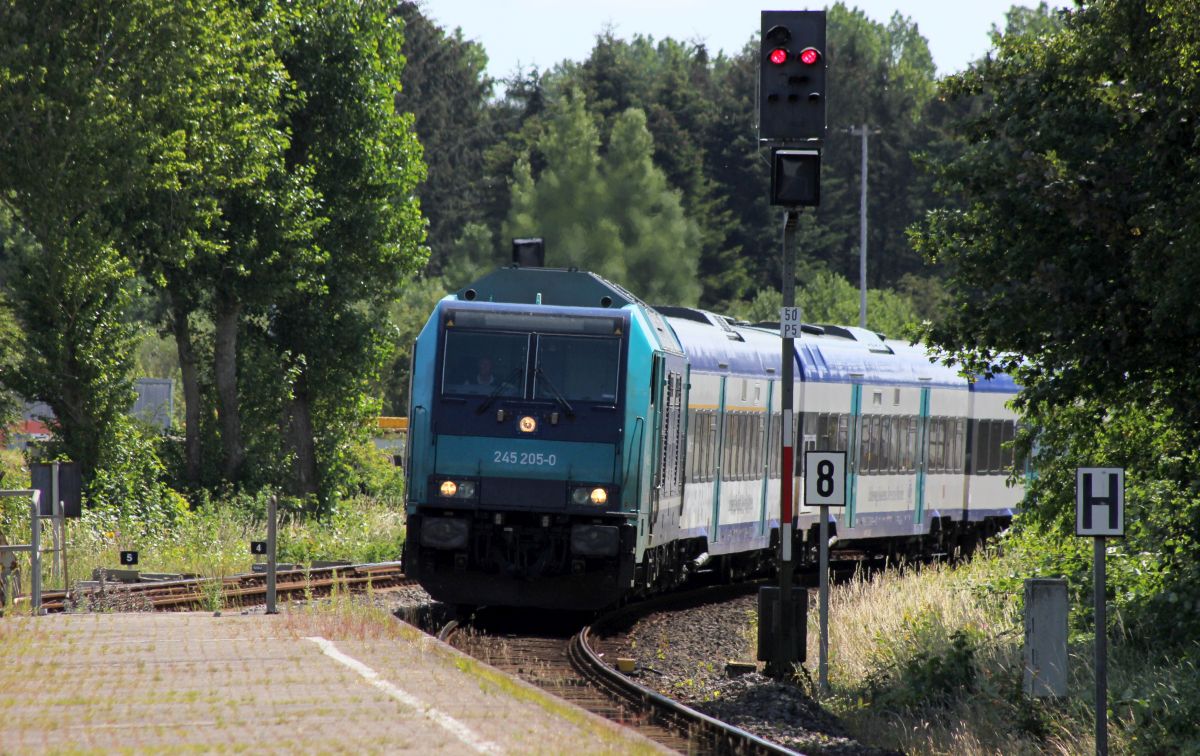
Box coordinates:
[776,209,799,674]
[30,492,41,616]
[1095,536,1107,755]
[50,462,60,582]
[818,504,829,694]
[850,124,870,329]
[266,495,278,614]
[53,462,68,594]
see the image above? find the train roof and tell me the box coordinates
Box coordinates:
[658,307,986,391]
[447,267,1017,393]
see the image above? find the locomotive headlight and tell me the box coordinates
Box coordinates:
[436,479,477,499]
[518,415,538,433]
[571,486,608,506]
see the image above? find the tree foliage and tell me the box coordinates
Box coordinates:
[0,0,426,508]
[915,0,1200,641]
[503,92,701,305]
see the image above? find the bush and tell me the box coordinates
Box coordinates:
[0,448,30,542]
[87,416,190,535]
[863,610,982,709]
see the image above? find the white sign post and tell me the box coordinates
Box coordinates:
[1076,467,1124,756]
[805,450,846,695]
[780,306,803,338]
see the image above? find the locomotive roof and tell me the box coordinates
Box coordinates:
[453,266,640,309]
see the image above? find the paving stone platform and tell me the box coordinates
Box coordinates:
[0,612,664,754]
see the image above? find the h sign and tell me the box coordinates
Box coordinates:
[1076,468,1124,537]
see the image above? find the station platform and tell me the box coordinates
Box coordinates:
[0,611,663,754]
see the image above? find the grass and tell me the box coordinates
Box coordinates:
[808,549,1199,755]
[1,493,405,598]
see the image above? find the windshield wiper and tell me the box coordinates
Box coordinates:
[535,367,575,418]
[475,367,524,414]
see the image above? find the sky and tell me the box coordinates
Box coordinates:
[420,1,1042,84]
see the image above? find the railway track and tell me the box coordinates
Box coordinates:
[440,584,797,755]
[27,561,410,613]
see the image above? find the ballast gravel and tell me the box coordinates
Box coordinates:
[621,594,900,756]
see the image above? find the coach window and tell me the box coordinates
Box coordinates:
[724,414,735,480]
[862,416,874,474]
[952,418,964,473]
[754,414,766,478]
[888,416,899,473]
[1000,420,1016,473]
[769,413,781,478]
[975,420,992,475]
[706,411,716,481]
[743,414,753,480]
[691,412,700,482]
[872,416,884,473]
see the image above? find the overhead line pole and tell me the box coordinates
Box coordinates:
[849,124,874,329]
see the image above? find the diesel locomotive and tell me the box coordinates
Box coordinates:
[403,264,1022,610]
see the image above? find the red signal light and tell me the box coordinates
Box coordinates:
[799,47,821,65]
[769,48,789,65]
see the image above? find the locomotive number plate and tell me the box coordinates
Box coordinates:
[493,450,559,466]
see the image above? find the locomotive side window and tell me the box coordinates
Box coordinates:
[442,331,529,396]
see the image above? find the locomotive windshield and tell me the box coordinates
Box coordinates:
[534,335,620,403]
[441,330,528,396]
[440,327,620,404]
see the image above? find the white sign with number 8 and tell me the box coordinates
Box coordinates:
[804,451,847,507]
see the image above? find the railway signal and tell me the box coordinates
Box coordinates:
[760,8,828,681]
[759,10,827,142]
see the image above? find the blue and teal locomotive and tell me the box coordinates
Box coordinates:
[404,263,1022,611]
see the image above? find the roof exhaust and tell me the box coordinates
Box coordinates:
[512,238,545,268]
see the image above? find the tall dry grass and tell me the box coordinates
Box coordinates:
[815,553,1084,755]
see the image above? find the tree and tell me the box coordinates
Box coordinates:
[563,33,747,307]
[265,0,427,502]
[394,2,493,273]
[503,92,701,305]
[119,1,291,488]
[914,0,1200,640]
[0,1,189,477]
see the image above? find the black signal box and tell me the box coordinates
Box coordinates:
[771,149,821,207]
[759,10,827,142]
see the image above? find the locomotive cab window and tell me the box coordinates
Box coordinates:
[534,335,620,403]
[442,331,529,396]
